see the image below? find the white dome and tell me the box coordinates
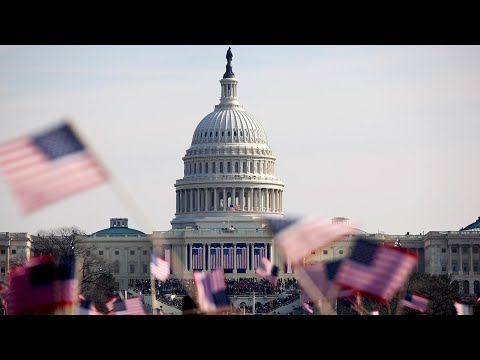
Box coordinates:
[192,108,268,145]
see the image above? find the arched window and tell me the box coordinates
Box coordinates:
[452,280,459,293]
[199,163,202,174]
[113,261,120,274]
[189,163,192,174]
[227,162,231,173]
[463,280,470,294]
[474,280,480,296]
[243,162,247,173]
[228,131,231,137]
[212,162,216,173]
[205,162,209,173]
[235,162,239,173]
[220,162,223,173]
[194,163,197,174]
[250,161,254,173]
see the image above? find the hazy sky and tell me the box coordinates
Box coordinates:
[1,45,479,235]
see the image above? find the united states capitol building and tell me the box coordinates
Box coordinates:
[1,49,480,302]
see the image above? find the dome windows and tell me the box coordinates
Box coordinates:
[228,131,231,137]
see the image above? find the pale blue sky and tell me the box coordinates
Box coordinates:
[1,45,479,235]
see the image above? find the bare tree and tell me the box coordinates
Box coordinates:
[33,226,118,308]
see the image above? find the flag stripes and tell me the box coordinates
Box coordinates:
[0,123,108,214]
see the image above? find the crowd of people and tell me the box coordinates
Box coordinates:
[127,277,300,313]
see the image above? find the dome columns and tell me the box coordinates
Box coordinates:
[175,186,283,215]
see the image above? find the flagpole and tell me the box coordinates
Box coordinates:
[295,265,336,315]
[150,269,156,315]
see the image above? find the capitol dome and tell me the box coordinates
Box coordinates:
[171,48,284,228]
[192,108,268,146]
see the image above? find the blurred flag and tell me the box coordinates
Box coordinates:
[255,257,278,286]
[370,310,379,315]
[193,268,230,313]
[0,122,108,214]
[401,292,429,313]
[113,295,145,315]
[335,237,417,302]
[265,216,355,264]
[6,255,78,315]
[302,302,314,314]
[454,302,472,315]
[0,283,8,314]
[105,295,116,313]
[299,260,353,301]
[150,254,170,282]
[77,295,93,315]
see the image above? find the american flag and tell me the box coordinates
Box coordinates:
[254,245,265,269]
[0,283,9,314]
[335,237,418,302]
[255,257,278,286]
[401,292,429,313]
[454,301,472,315]
[265,216,355,264]
[210,245,221,270]
[77,294,101,315]
[192,245,203,271]
[229,204,240,211]
[54,256,78,312]
[299,260,353,301]
[236,245,247,269]
[6,255,78,315]
[105,295,116,313]
[0,122,108,214]
[114,297,146,315]
[150,254,170,282]
[193,268,230,313]
[223,245,234,270]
